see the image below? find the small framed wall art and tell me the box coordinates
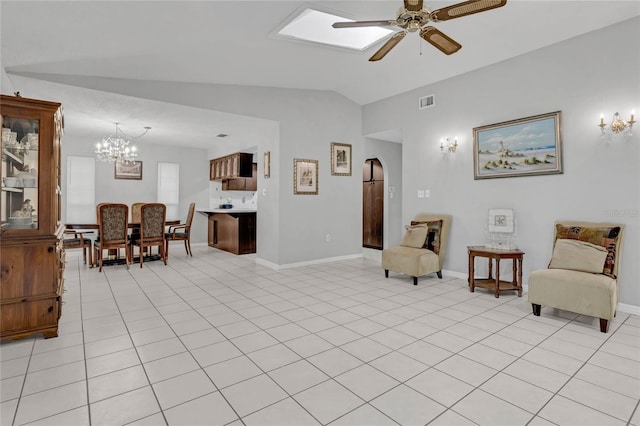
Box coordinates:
[264,151,271,178]
[114,160,143,180]
[293,158,318,195]
[473,111,562,180]
[331,142,352,176]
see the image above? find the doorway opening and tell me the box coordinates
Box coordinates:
[363,158,384,249]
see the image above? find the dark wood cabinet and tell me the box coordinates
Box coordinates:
[221,163,257,191]
[210,153,253,180]
[208,212,256,254]
[1,95,64,340]
[363,159,383,249]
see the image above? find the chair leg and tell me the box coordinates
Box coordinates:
[384,269,389,278]
[88,243,93,268]
[413,276,418,286]
[187,239,192,256]
[98,249,103,272]
[531,304,541,316]
[599,318,609,333]
[140,245,144,268]
[436,271,443,279]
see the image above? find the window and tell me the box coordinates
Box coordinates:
[66,156,95,223]
[157,162,179,219]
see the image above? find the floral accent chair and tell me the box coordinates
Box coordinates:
[130,203,167,267]
[165,202,195,257]
[94,203,130,272]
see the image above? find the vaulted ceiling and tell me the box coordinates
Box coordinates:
[2,1,639,148]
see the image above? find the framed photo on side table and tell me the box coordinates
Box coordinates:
[331,142,352,176]
[293,159,318,195]
[114,161,143,180]
[473,111,562,180]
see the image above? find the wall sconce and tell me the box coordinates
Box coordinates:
[598,111,635,138]
[440,137,458,154]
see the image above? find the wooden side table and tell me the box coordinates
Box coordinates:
[467,246,524,298]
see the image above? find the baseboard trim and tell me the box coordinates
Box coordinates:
[617,303,640,315]
[256,253,363,271]
[442,269,467,280]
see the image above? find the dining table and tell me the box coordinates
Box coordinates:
[64,220,180,266]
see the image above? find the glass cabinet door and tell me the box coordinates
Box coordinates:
[1,115,39,230]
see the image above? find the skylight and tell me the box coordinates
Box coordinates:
[277,8,393,51]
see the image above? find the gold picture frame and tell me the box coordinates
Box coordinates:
[473,111,562,180]
[114,160,143,180]
[331,142,352,176]
[293,158,318,195]
[264,151,270,178]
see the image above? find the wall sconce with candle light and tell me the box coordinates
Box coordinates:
[440,137,458,154]
[598,111,635,139]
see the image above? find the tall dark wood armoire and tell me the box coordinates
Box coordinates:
[363,158,383,249]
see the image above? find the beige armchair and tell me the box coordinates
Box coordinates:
[382,213,451,286]
[528,221,623,333]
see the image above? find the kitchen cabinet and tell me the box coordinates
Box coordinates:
[208,212,256,254]
[222,163,257,191]
[210,152,253,180]
[1,94,64,340]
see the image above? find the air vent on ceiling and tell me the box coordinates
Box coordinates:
[216,133,228,138]
[418,94,435,110]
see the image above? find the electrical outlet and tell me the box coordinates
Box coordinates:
[325,234,331,242]
[418,190,425,198]
[425,189,430,198]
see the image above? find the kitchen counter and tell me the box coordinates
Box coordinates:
[201,210,256,255]
[199,208,256,214]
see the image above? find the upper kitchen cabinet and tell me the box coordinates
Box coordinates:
[210,152,253,180]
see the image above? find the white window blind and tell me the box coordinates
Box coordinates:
[157,162,179,219]
[66,156,95,223]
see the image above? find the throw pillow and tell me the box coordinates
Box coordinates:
[400,224,429,248]
[555,224,621,277]
[411,220,442,254]
[548,239,608,274]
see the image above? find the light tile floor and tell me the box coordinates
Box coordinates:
[1,246,639,426]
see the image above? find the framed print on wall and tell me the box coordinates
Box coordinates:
[473,111,562,180]
[293,158,318,195]
[114,160,143,180]
[264,151,270,178]
[331,142,352,176]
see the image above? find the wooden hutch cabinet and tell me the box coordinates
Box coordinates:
[1,94,64,340]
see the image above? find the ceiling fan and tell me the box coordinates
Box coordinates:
[333,0,507,61]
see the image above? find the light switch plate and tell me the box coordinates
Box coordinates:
[418,190,425,198]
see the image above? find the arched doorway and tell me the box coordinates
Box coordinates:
[363,158,384,249]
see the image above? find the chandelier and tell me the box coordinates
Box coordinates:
[95,122,150,163]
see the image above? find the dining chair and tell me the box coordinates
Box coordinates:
[166,202,195,257]
[62,229,93,267]
[94,203,130,272]
[130,203,167,267]
[131,202,144,223]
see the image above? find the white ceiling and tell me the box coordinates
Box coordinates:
[2,1,639,149]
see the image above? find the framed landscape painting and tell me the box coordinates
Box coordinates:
[473,111,562,180]
[114,160,143,180]
[293,158,318,195]
[331,142,352,176]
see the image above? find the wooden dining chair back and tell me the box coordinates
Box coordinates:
[63,229,93,267]
[131,202,144,223]
[94,203,130,272]
[165,202,195,257]
[130,203,167,267]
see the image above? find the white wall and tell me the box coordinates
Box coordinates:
[363,18,640,307]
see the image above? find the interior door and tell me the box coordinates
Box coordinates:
[363,159,384,249]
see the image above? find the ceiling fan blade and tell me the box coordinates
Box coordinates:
[404,0,424,12]
[430,0,507,22]
[420,26,462,55]
[332,20,396,28]
[369,32,407,62]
